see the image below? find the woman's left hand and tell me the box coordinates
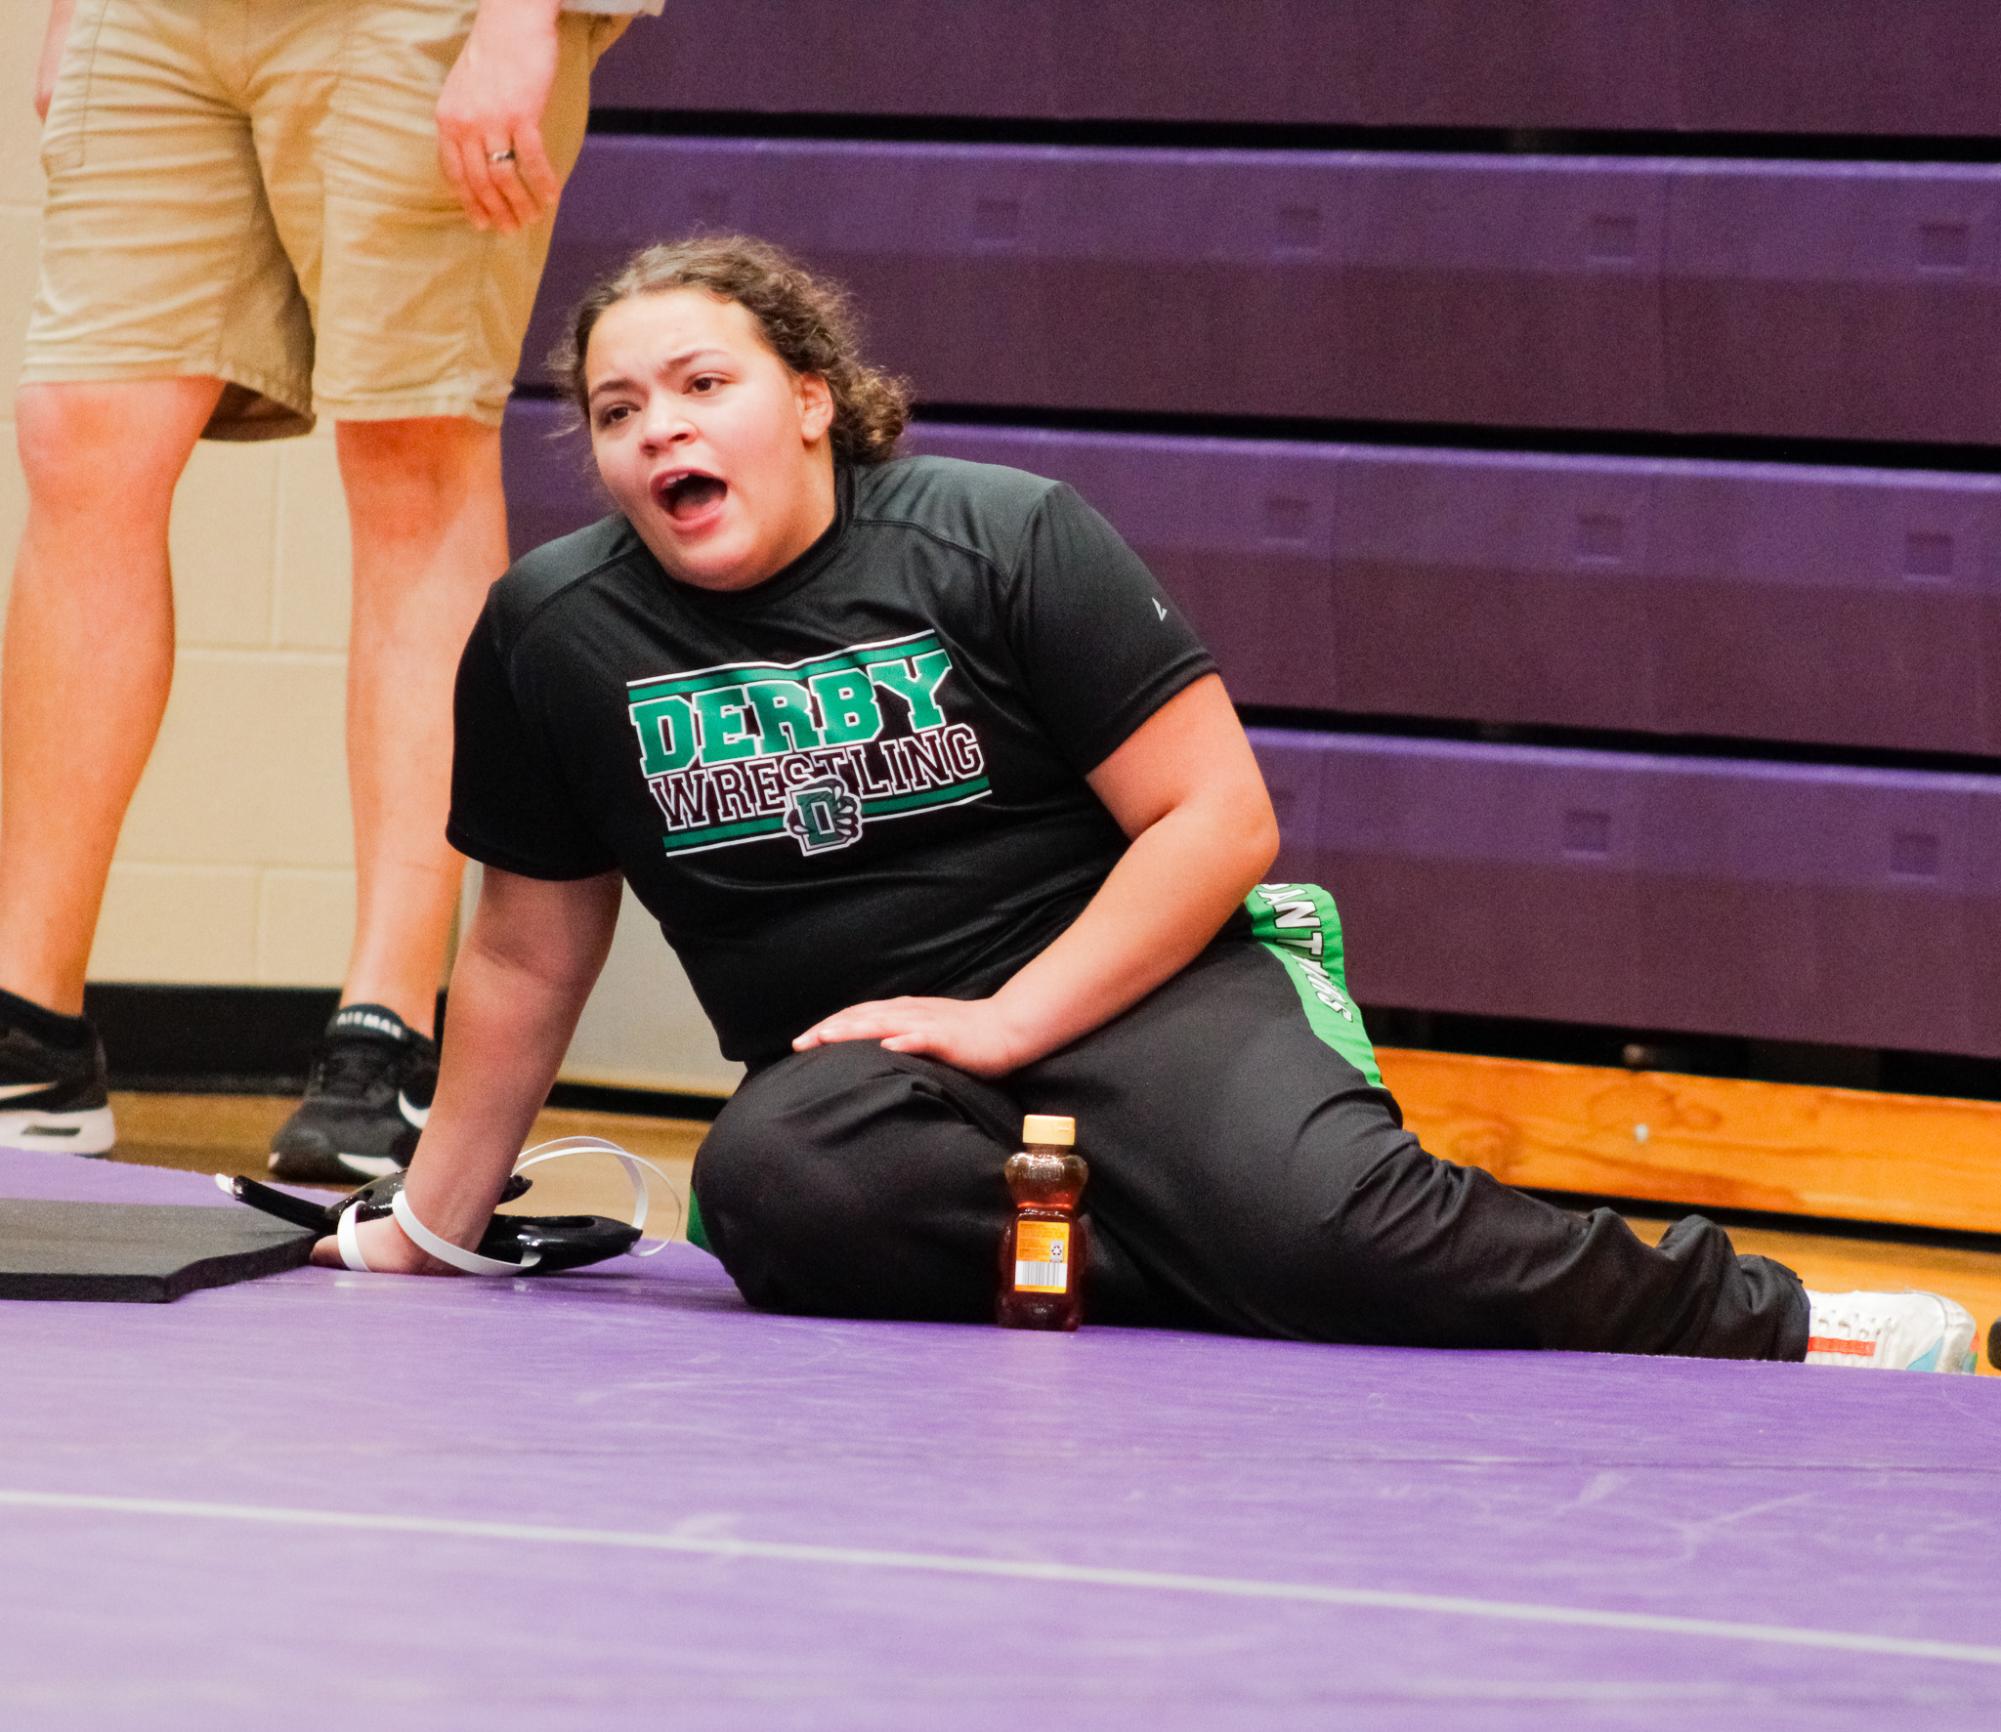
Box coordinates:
[309,1212,451,1275]
[792,996,1036,1077]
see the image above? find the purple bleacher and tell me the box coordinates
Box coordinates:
[1341,157,1669,429]
[1254,731,2001,1059]
[1350,1,1678,131]
[1666,163,2001,445]
[1333,447,2001,755]
[504,406,2001,758]
[595,2,2001,136]
[523,139,1355,420]
[1672,0,2001,137]
[593,0,1365,123]
[1268,734,1653,1032]
[1329,446,1659,734]
[1638,760,1988,1056]
[1645,460,2001,753]
[503,400,601,555]
[524,141,1666,430]
[531,141,2001,443]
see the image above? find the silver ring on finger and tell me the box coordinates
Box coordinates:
[487,146,517,166]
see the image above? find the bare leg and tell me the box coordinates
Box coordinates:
[334,416,509,1038]
[0,378,224,1014]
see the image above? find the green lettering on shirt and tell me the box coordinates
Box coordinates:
[693,688,759,764]
[808,668,884,746]
[743,681,825,754]
[870,648,954,730]
[631,694,698,776]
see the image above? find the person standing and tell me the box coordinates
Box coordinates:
[4,0,658,1178]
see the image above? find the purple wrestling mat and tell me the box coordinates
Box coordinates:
[3,1152,1998,1731]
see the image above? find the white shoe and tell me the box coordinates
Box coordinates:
[1803,1289,1978,1372]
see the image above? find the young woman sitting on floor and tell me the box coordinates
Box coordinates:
[315,235,1977,1375]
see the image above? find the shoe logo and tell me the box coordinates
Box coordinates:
[398,1092,431,1130]
[1152,598,1168,621]
[333,1009,409,1041]
[0,1080,55,1101]
[1805,1335,1875,1358]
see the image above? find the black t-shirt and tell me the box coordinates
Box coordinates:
[448,455,1216,1064]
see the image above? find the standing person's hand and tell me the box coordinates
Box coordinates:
[435,0,566,232]
[36,0,77,122]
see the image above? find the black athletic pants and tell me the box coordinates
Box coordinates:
[692,937,1809,1359]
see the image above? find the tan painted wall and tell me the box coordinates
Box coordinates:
[2,8,361,990]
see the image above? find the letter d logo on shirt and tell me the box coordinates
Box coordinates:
[783,777,864,854]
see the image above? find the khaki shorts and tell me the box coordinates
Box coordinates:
[24,0,625,441]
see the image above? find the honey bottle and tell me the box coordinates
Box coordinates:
[998,1114,1089,1330]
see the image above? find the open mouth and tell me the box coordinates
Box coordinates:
[656,470,728,525]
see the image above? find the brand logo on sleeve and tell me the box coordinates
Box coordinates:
[626,631,990,856]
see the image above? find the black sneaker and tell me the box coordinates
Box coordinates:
[268,1003,438,1183]
[0,1009,114,1155]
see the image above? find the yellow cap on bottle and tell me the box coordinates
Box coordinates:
[1021,1114,1075,1147]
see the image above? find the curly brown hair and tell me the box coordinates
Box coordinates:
[550,235,911,465]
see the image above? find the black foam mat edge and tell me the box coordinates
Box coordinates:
[0,1201,315,1304]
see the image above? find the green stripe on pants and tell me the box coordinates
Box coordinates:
[1243,881,1383,1088]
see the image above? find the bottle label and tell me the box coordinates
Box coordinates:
[1013,1220,1071,1294]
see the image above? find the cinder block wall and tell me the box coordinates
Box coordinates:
[0,9,356,991]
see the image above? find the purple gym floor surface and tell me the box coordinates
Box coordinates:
[3,1154,1998,1731]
